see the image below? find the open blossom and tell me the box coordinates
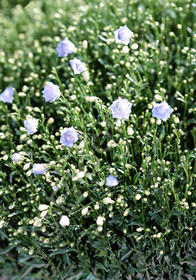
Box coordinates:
[105,175,118,187]
[56,37,75,57]
[60,127,79,147]
[114,25,134,45]
[12,153,23,162]
[59,215,70,227]
[24,118,38,134]
[42,82,61,102]
[32,163,47,175]
[109,97,132,119]
[69,58,87,74]
[0,87,14,103]
[152,101,173,121]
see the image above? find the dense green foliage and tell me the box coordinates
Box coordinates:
[0,0,196,279]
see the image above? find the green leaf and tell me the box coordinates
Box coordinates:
[92,241,108,251]
[0,245,15,255]
[86,272,97,280]
[149,211,162,225]
[184,258,196,266]
[95,261,108,271]
[121,249,133,261]
[189,241,196,249]
[49,248,76,257]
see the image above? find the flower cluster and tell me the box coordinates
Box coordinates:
[4,22,174,237]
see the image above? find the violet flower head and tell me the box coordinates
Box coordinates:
[152,101,173,121]
[42,82,61,102]
[0,87,14,103]
[109,97,132,119]
[24,118,38,134]
[12,153,23,162]
[60,127,79,147]
[105,175,118,187]
[32,163,47,175]
[114,25,134,45]
[56,37,75,57]
[69,58,87,74]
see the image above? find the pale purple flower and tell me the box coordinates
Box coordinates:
[105,175,118,187]
[56,37,75,57]
[69,58,87,74]
[60,127,79,147]
[42,82,61,102]
[24,118,38,134]
[12,153,23,162]
[32,163,47,175]
[109,97,132,119]
[152,101,173,121]
[114,25,134,45]
[52,185,59,192]
[0,87,14,103]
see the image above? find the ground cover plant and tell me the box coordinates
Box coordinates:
[0,0,196,279]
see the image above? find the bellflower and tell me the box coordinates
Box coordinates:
[109,97,132,119]
[56,37,75,57]
[105,175,118,187]
[0,87,14,103]
[42,82,61,102]
[60,127,79,147]
[12,153,23,162]
[114,25,134,45]
[24,118,38,134]
[69,58,87,74]
[32,163,47,175]
[152,101,173,121]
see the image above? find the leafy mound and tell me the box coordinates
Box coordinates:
[0,0,196,279]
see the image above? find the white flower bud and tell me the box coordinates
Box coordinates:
[38,204,49,211]
[135,194,141,200]
[81,207,89,216]
[127,127,134,135]
[59,215,70,227]
[96,216,105,226]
